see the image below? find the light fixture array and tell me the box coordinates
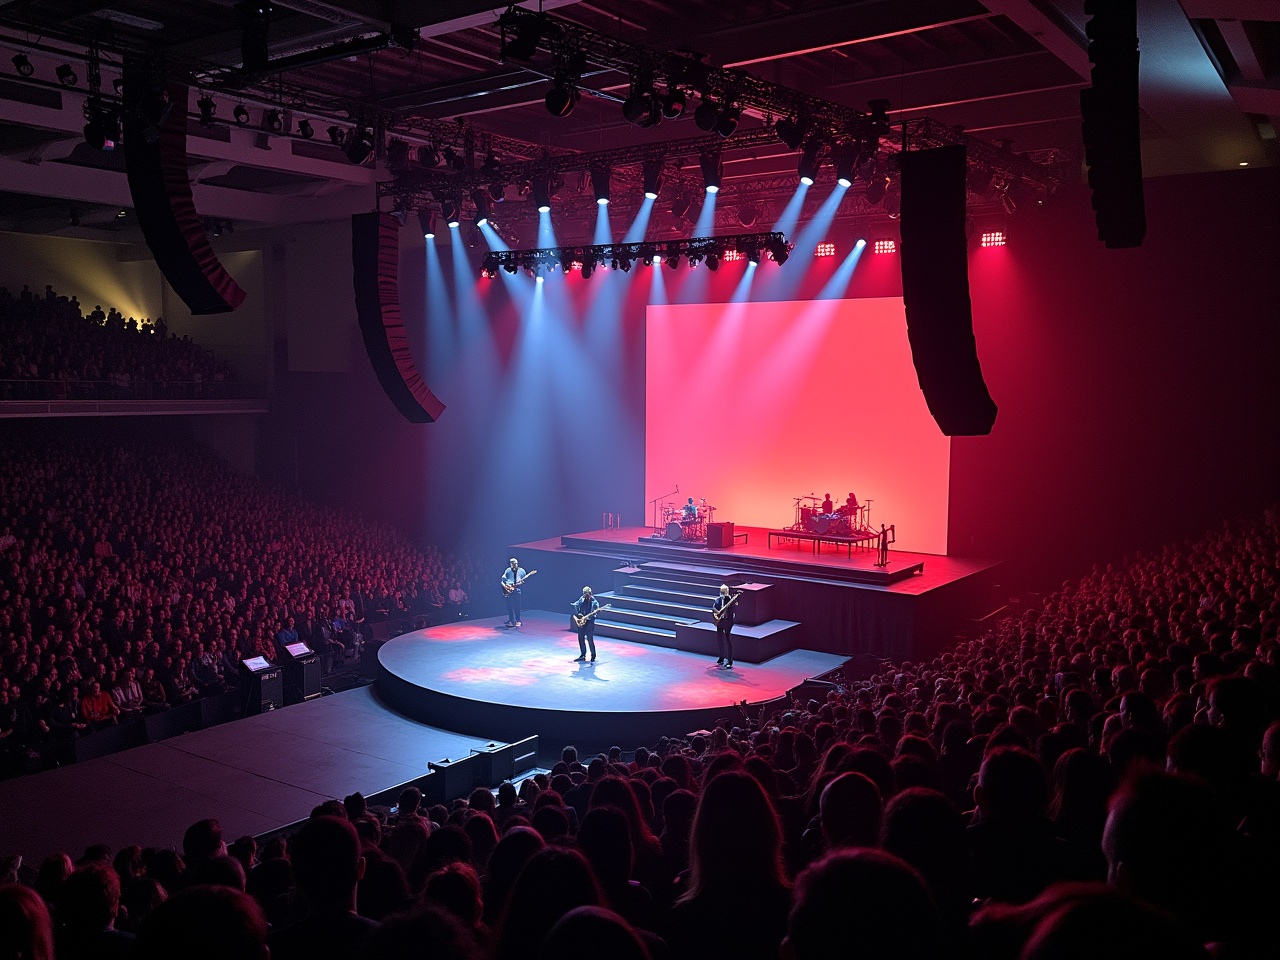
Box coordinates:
[480,231,792,279]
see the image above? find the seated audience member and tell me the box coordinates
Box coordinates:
[1020,886,1208,960]
[968,747,1068,904]
[79,680,119,729]
[134,886,268,960]
[269,816,377,960]
[355,903,483,960]
[784,849,940,960]
[495,847,603,960]
[0,882,56,960]
[537,906,653,960]
[110,669,145,720]
[183,818,227,878]
[664,772,791,960]
[55,862,133,960]
[818,771,883,850]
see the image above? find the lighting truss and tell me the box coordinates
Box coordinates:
[497,6,886,145]
[480,231,792,278]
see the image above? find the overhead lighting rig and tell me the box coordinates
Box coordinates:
[479,231,792,279]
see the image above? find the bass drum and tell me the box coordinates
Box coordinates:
[814,514,837,534]
[665,521,685,542]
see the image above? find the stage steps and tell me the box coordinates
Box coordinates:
[589,562,803,663]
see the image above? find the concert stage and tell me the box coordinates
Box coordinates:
[513,528,1002,661]
[376,612,848,747]
[0,687,502,867]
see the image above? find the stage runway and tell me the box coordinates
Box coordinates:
[377,612,847,747]
[0,687,497,867]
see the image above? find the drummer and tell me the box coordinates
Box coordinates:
[821,493,834,515]
[844,492,859,517]
[682,497,698,521]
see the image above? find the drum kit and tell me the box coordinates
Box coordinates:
[789,493,872,537]
[658,498,716,542]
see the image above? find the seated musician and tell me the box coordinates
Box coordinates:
[822,493,834,515]
[844,492,859,516]
[682,497,698,521]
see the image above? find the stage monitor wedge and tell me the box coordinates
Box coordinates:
[121,59,246,315]
[898,144,998,437]
[351,212,446,423]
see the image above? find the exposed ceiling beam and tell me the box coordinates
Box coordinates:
[980,0,1090,78]
[1217,19,1266,82]
[1179,0,1280,19]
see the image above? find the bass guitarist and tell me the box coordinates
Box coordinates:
[571,586,601,663]
[500,558,533,628]
[712,584,740,669]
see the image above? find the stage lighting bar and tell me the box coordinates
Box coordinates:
[873,239,897,254]
[479,230,790,279]
[815,242,836,257]
[980,230,1006,247]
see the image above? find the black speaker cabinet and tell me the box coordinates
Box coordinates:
[707,522,735,549]
[283,654,322,705]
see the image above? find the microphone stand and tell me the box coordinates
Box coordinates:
[650,486,679,532]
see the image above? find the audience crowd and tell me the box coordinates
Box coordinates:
[0,283,236,393]
[0,440,484,775]
[2,468,1280,960]
[2,505,1279,958]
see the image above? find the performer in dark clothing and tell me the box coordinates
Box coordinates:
[571,587,600,662]
[712,584,738,669]
[500,558,529,627]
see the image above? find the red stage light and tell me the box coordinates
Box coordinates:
[815,242,836,257]
[980,230,1006,247]
[722,249,744,262]
[873,239,896,254]
[568,260,583,271]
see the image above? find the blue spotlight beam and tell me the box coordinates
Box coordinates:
[758,183,847,302]
[623,196,655,244]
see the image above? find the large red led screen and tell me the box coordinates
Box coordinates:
[645,298,950,555]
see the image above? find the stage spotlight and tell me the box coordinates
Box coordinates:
[385,139,410,171]
[262,109,283,132]
[55,64,78,87]
[664,245,681,270]
[834,144,857,188]
[873,239,896,254]
[545,81,578,117]
[12,54,33,77]
[767,237,790,264]
[700,153,723,194]
[746,246,761,265]
[531,177,552,213]
[642,158,663,200]
[441,201,461,228]
[885,184,901,217]
[705,250,720,271]
[715,104,740,137]
[619,256,632,272]
[815,242,836,257]
[980,230,1006,247]
[737,202,759,228]
[480,253,499,279]
[345,128,374,165]
[622,80,660,128]
[116,208,127,219]
[487,181,506,202]
[775,115,809,151]
[693,99,720,132]
[441,146,464,171]
[296,118,313,139]
[197,96,217,127]
[670,190,692,221]
[326,125,346,145]
[868,97,891,127]
[472,189,492,227]
[581,257,595,279]
[234,104,251,125]
[417,209,435,239]
[82,101,120,152]
[864,169,889,206]
[591,166,611,206]
[661,87,686,120]
[419,144,440,167]
[797,141,822,186]
[501,14,544,61]
[639,244,656,267]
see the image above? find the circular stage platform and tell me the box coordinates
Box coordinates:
[376,611,847,747]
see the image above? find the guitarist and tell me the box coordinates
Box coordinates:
[712,584,738,669]
[501,558,528,628]
[571,586,600,663]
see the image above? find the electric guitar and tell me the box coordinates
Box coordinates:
[713,592,743,623]
[572,603,611,628]
[501,569,537,596]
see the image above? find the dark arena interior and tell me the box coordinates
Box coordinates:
[0,1,1278,958]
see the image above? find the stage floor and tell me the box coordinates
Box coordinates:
[0,687,495,867]
[377,612,847,746]
[522,526,998,595]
